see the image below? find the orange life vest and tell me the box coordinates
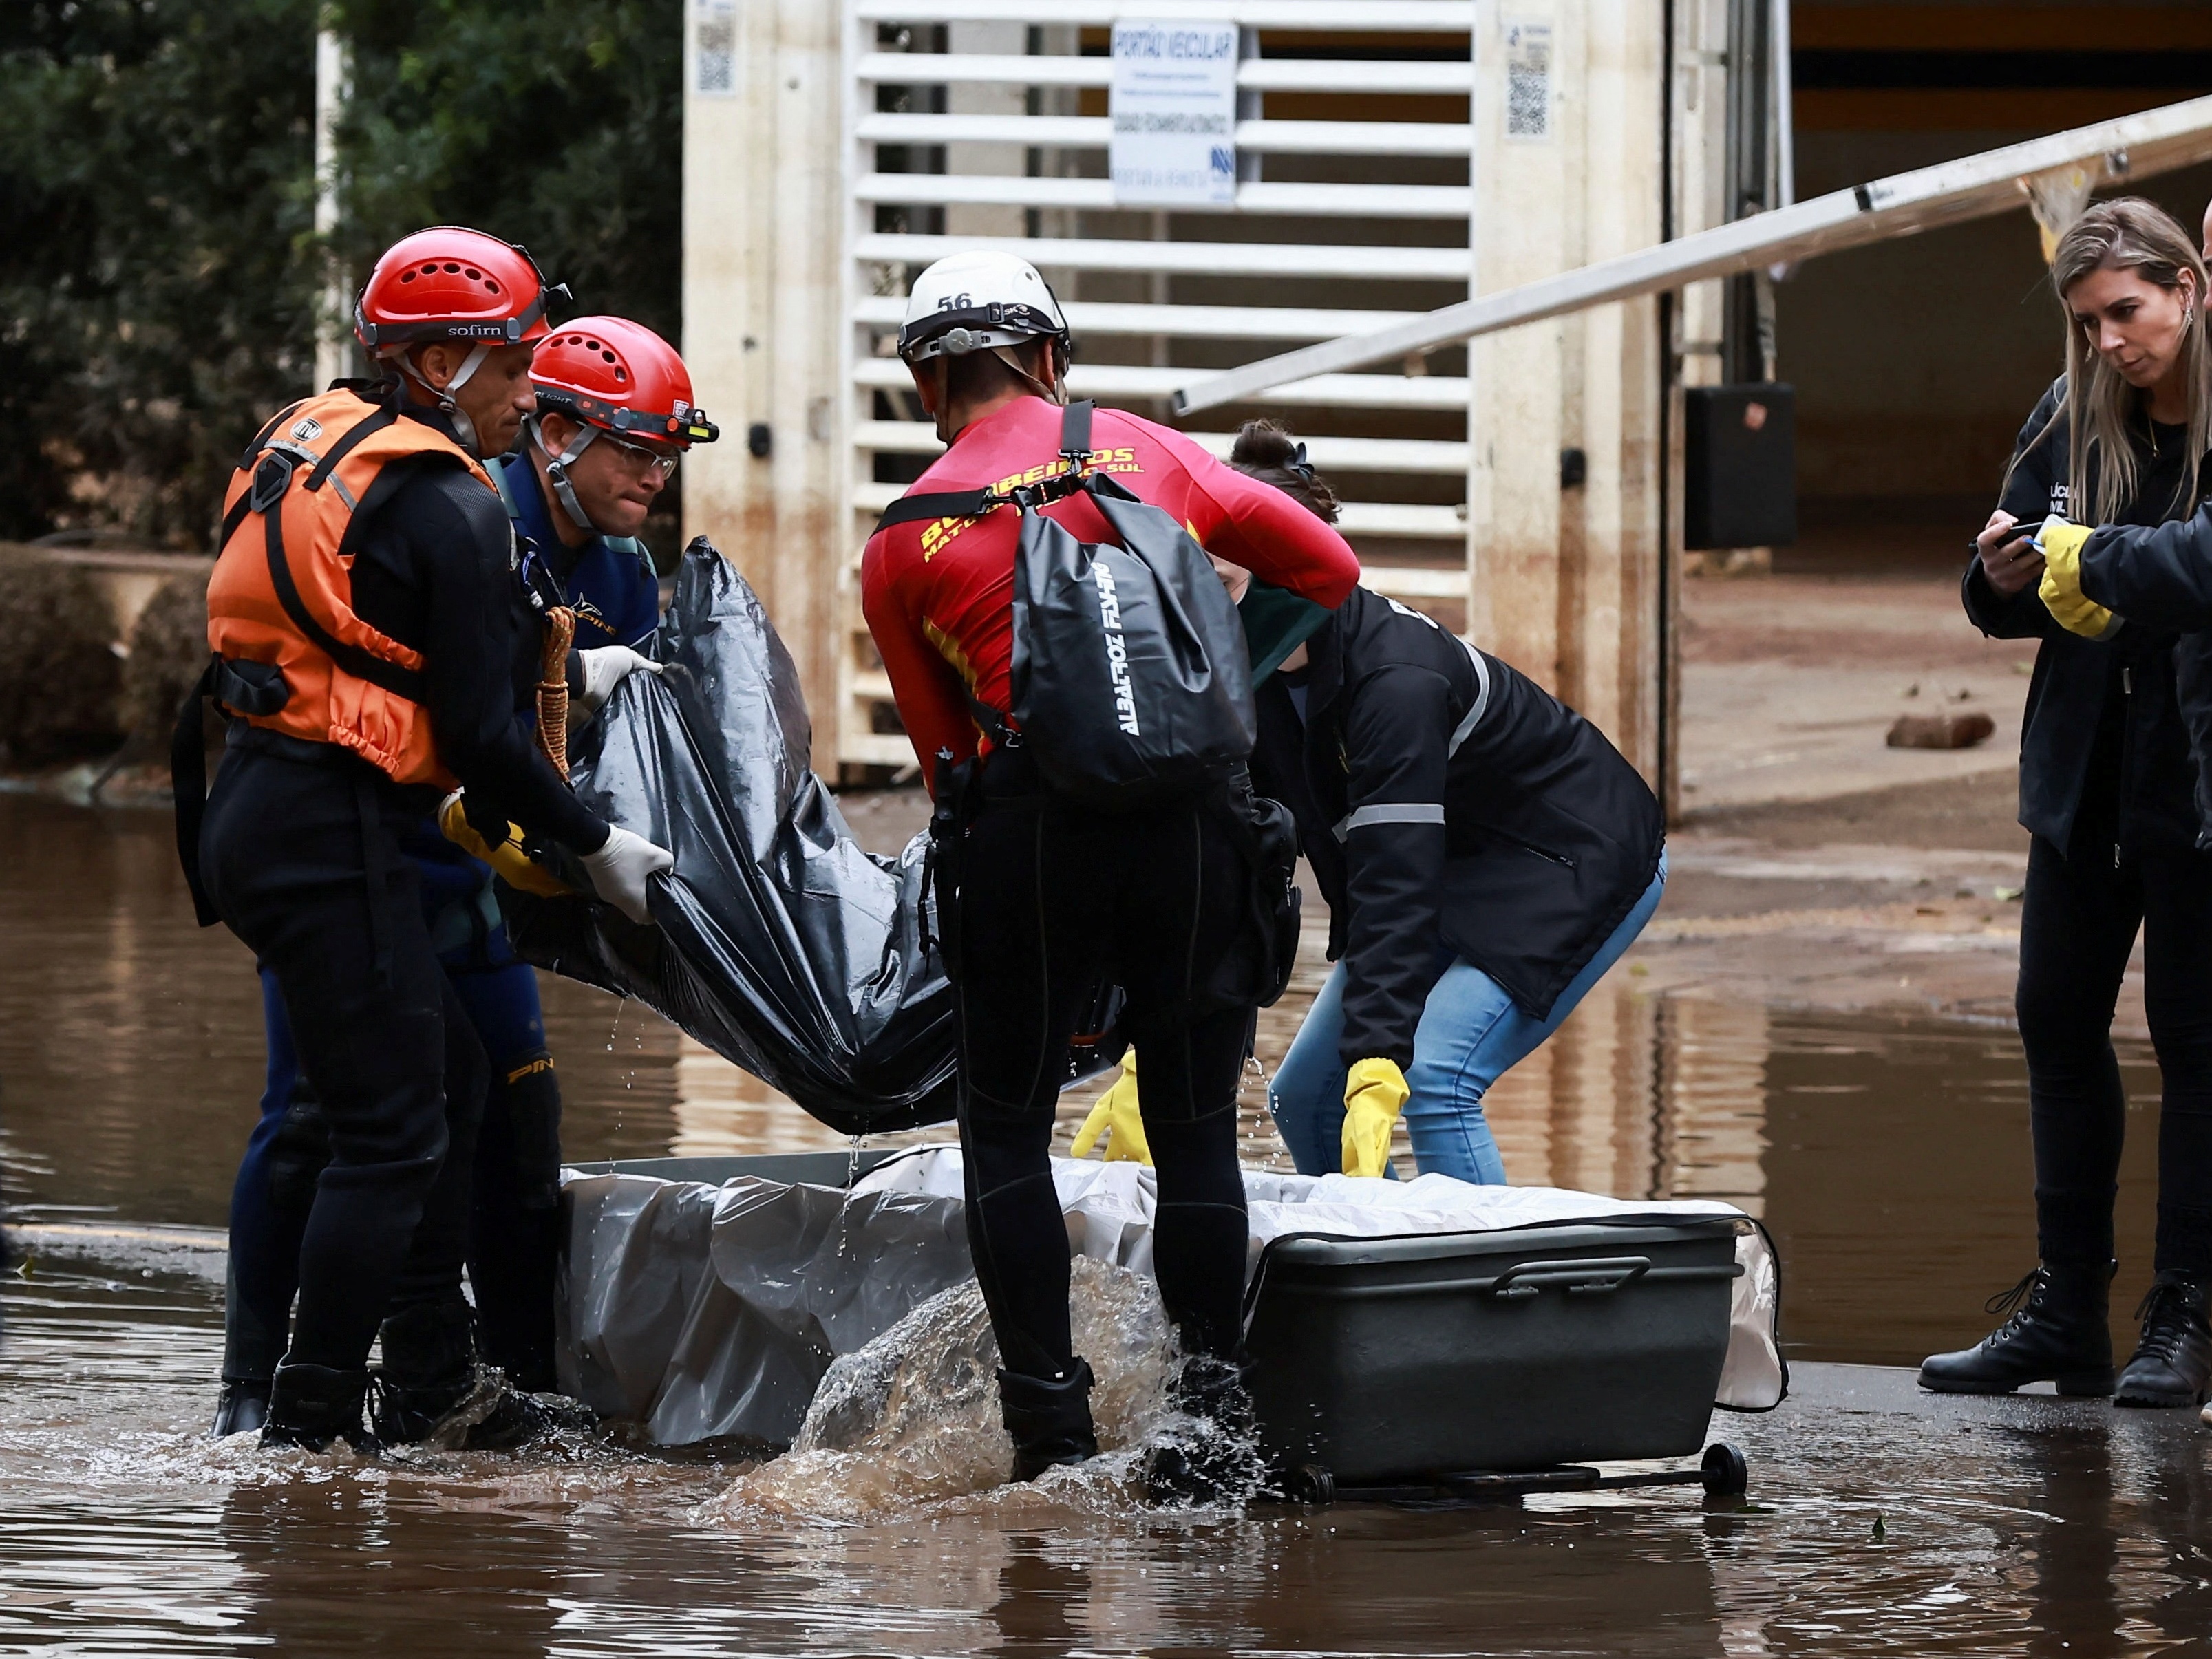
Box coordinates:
[206,387,501,787]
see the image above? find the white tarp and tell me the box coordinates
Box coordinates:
[558,1146,1783,1448]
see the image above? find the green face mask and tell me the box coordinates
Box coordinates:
[1238,579,1333,679]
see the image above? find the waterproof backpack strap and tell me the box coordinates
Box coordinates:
[1059,400,1094,467]
[873,486,1002,535]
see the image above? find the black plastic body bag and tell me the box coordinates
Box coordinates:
[502,538,964,1136]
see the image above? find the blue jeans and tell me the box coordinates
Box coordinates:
[1268,853,1668,1183]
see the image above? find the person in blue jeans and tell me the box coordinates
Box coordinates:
[214,317,707,1436]
[1226,422,1668,1182]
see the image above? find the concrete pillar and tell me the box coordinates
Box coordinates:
[1469,0,1666,790]
[1569,0,1665,775]
[681,0,847,773]
[1663,0,1735,819]
[1469,1,1567,689]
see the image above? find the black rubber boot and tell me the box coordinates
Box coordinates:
[260,1363,376,1454]
[1918,1261,2115,1395]
[372,1301,567,1450]
[999,1360,1098,1481]
[2114,1271,2212,1408]
[212,1376,271,1438]
[1147,1353,1262,1504]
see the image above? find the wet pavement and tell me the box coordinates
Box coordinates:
[6,789,2212,1656]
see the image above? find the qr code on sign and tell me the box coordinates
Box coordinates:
[1504,21,1551,138]
[694,0,735,95]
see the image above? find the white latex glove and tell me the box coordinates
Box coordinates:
[575,645,663,720]
[577,824,673,924]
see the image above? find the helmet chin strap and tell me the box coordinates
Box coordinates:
[991,344,1067,408]
[529,414,604,535]
[927,344,1065,442]
[390,341,495,455]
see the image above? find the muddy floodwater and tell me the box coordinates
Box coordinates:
[6,791,2211,1656]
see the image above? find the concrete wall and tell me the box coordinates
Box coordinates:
[679,0,847,772]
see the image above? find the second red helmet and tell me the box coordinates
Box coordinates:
[531,318,719,448]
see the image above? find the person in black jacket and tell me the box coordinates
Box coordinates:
[1220,424,1666,1182]
[1924,198,2212,1409]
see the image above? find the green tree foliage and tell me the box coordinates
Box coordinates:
[335,0,681,345]
[0,0,320,545]
[0,0,680,548]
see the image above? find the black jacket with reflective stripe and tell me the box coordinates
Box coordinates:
[1247,586,1665,1070]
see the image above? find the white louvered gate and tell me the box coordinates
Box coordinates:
[835,0,1478,771]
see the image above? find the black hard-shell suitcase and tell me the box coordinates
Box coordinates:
[1244,1218,1741,1488]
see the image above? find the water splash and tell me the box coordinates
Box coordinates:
[704,1256,1181,1524]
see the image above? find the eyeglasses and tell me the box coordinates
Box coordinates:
[602,433,681,482]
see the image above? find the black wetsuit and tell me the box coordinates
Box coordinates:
[950,748,1256,1378]
[1965,387,2212,1275]
[197,404,607,1379]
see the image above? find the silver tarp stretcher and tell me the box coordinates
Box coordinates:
[558,1149,1785,1452]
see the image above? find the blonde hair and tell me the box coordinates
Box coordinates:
[2039,198,2212,522]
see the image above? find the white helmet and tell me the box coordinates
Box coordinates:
[897,250,1070,364]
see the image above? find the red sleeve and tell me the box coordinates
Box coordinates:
[1149,422,1361,606]
[860,533,978,791]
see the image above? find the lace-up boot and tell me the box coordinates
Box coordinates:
[998,1360,1098,1481]
[1918,1261,2114,1395]
[2114,1271,2212,1408]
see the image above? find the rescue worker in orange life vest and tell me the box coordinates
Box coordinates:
[179,226,674,1452]
[207,314,712,1442]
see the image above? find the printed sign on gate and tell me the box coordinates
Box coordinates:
[1109,19,1238,208]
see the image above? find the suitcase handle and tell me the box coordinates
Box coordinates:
[1263,1259,1741,1301]
[1490,1255,1652,1300]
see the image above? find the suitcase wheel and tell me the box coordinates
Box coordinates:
[1700,1442,1749,1497]
[1286,1462,1336,1505]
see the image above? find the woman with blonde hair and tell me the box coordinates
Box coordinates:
[1928,197,2212,1409]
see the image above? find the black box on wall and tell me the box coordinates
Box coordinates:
[1685,384,1795,550]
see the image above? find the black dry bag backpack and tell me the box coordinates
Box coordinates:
[876,401,1257,804]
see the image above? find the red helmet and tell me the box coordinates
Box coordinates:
[531,317,719,449]
[354,226,566,353]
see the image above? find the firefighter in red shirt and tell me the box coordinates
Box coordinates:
[862,251,1360,1492]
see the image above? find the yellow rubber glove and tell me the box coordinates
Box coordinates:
[1070,1052,1152,1164]
[438,791,574,899]
[2034,518,2122,641]
[1341,1057,1410,1178]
